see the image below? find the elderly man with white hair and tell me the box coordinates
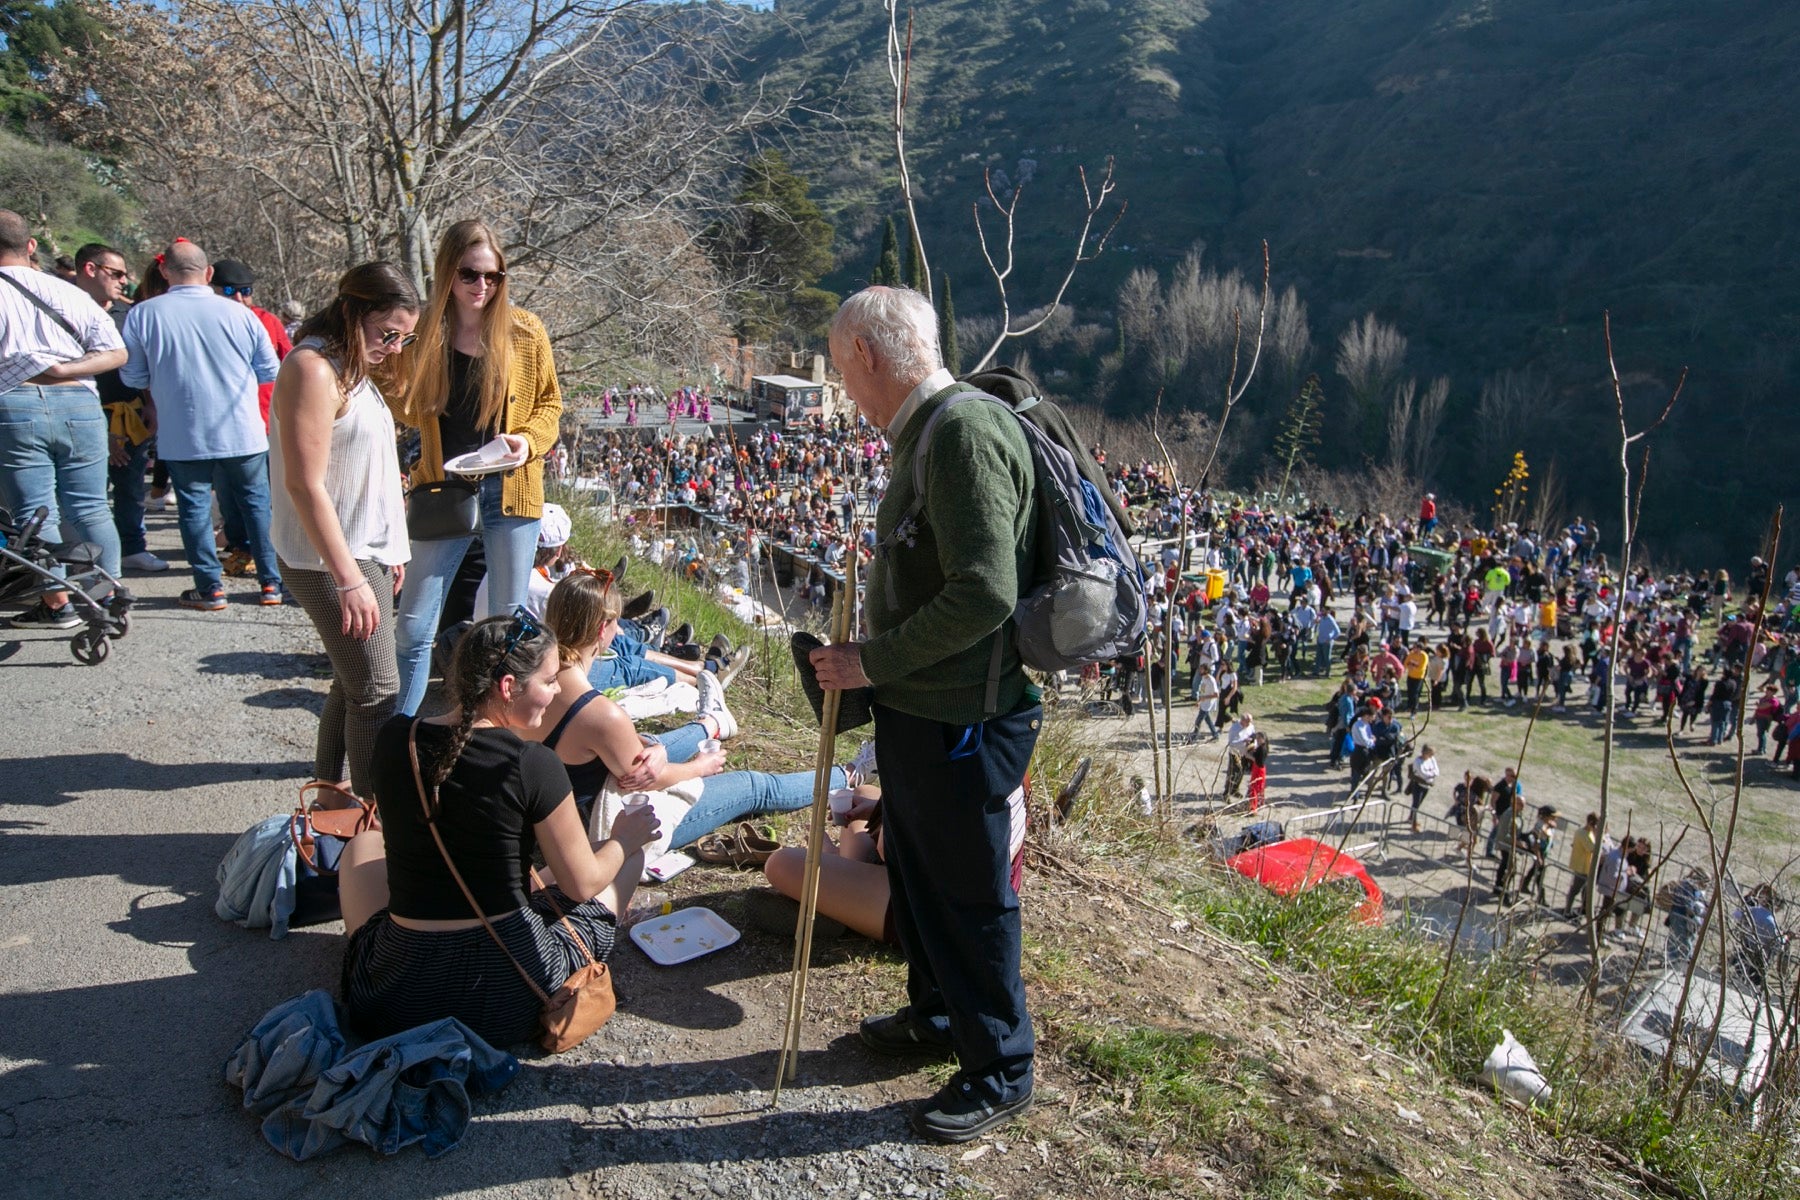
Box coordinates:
[809,285,1041,1143]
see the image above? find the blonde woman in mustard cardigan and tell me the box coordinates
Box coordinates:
[389,220,564,715]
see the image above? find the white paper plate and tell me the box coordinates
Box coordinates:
[443,439,527,477]
[630,905,740,965]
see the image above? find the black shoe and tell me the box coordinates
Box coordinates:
[7,599,80,629]
[621,589,656,621]
[638,606,669,646]
[910,1081,1033,1144]
[612,555,629,582]
[669,621,693,648]
[859,1010,956,1058]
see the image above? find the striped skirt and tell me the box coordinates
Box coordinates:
[341,887,617,1048]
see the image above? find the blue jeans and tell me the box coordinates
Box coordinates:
[666,758,847,848]
[108,435,153,557]
[586,632,677,690]
[1315,640,1335,675]
[165,453,280,593]
[394,475,540,716]
[0,384,121,576]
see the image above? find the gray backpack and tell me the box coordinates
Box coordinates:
[879,384,1148,712]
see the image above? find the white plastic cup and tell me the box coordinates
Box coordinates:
[829,787,856,824]
[623,792,653,811]
[697,738,722,756]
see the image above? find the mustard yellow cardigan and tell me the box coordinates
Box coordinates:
[395,307,564,520]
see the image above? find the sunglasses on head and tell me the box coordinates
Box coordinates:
[500,605,544,656]
[456,267,506,287]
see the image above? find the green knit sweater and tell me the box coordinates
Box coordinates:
[859,386,1038,723]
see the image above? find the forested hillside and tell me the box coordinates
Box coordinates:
[740,0,1800,562]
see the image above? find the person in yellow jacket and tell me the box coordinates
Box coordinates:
[388,220,564,715]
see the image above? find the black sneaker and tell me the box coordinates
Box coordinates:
[859,1010,956,1059]
[910,1079,1033,1144]
[620,589,656,621]
[669,621,694,648]
[8,600,80,630]
[178,588,227,612]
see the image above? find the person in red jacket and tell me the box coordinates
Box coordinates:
[1418,492,1438,536]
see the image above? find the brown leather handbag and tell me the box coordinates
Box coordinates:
[408,721,616,1053]
[289,780,380,875]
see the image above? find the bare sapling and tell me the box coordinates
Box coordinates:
[1585,313,1686,1000]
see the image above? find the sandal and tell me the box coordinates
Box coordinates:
[693,822,781,867]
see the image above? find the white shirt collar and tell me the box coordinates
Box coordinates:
[886,367,955,439]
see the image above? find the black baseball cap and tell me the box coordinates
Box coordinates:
[212,259,255,293]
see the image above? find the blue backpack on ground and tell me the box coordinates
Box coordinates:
[881,368,1148,710]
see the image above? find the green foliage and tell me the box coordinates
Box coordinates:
[871,214,899,287]
[0,0,100,122]
[1272,374,1325,499]
[903,215,926,292]
[937,272,960,374]
[705,150,837,343]
[736,0,1800,561]
[0,127,136,257]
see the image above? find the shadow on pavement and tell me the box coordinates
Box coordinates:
[0,751,312,807]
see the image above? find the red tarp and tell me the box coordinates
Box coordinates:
[1225,837,1384,924]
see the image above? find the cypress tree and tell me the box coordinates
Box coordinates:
[938,273,960,375]
[905,219,927,292]
[872,216,900,286]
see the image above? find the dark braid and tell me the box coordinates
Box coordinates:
[431,614,558,793]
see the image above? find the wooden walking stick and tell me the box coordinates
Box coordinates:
[772,538,858,1102]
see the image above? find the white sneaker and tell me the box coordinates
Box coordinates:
[849,739,878,786]
[695,668,738,740]
[144,493,168,513]
[121,550,169,572]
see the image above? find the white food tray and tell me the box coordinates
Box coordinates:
[630,906,739,965]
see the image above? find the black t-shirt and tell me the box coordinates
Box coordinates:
[437,349,492,462]
[96,305,137,407]
[369,716,573,920]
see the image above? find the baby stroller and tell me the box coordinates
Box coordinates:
[0,505,133,664]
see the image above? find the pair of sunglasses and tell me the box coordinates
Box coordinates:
[456,267,506,287]
[500,605,545,655]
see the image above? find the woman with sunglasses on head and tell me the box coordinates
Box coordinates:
[390,219,564,716]
[337,614,657,1045]
[270,262,420,798]
[533,571,855,849]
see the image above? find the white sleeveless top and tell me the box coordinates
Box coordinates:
[270,340,410,569]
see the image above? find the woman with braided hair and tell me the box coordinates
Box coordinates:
[336,611,658,1045]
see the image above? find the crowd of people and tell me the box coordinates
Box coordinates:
[10,209,1795,1138]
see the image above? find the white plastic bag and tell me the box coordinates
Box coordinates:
[1480,1028,1552,1106]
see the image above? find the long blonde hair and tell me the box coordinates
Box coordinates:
[404,219,515,432]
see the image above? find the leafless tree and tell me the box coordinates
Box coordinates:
[1474,366,1562,474]
[1386,375,1450,479]
[58,0,781,367]
[1268,285,1313,393]
[1334,312,1407,412]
